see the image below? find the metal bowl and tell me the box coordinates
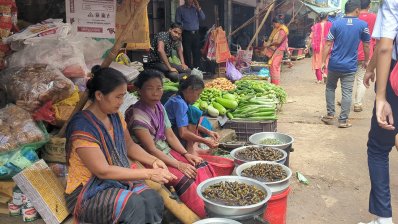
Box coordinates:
[230,145,287,165]
[236,161,292,195]
[249,132,294,150]
[193,218,242,224]
[196,176,272,216]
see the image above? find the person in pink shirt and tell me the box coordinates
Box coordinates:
[310,12,332,84]
[353,0,376,112]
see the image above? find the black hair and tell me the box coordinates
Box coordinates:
[272,14,285,24]
[345,0,361,13]
[170,22,183,30]
[87,65,128,100]
[179,75,204,93]
[319,12,328,20]
[360,0,371,9]
[134,69,164,89]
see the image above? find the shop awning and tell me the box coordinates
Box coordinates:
[302,2,340,14]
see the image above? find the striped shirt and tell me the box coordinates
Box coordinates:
[327,16,371,73]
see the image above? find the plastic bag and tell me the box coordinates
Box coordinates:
[226,61,242,81]
[4,19,70,44]
[0,64,75,112]
[214,27,231,63]
[236,46,253,68]
[0,104,48,154]
[86,59,140,82]
[0,148,40,180]
[191,68,204,79]
[8,38,89,78]
[32,101,56,124]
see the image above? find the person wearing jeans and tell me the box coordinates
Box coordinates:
[354,0,376,112]
[321,0,370,128]
[359,0,398,223]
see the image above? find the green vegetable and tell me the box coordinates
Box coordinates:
[223,93,236,100]
[212,102,227,115]
[200,101,209,111]
[207,105,219,117]
[226,112,233,119]
[163,85,178,92]
[260,138,282,145]
[216,97,238,110]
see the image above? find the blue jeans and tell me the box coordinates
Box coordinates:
[367,60,398,217]
[325,70,356,122]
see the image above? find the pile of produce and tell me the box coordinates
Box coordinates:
[163,80,179,92]
[231,80,287,104]
[204,77,236,91]
[260,138,282,145]
[231,96,276,120]
[194,88,238,118]
[235,146,284,162]
[241,75,269,81]
[241,163,287,182]
[202,181,266,206]
[193,78,287,121]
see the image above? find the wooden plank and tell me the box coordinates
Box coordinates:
[247,2,274,50]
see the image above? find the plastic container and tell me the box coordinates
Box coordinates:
[223,120,277,141]
[263,187,291,224]
[199,154,235,176]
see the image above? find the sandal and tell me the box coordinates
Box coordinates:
[338,121,352,128]
[321,115,334,125]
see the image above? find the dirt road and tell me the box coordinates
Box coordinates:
[280,58,398,224]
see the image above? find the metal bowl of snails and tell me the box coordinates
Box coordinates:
[236,161,292,194]
[197,176,272,216]
[230,145,287,166]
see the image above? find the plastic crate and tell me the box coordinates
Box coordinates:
[223,120,277,141]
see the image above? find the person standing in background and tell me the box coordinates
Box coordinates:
[353,0,377,112]
[309,12,332,84]
[320,0,370,128]
[175,0,205,69]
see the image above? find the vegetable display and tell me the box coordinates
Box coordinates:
[194,79,287,121]
[204,78,236,91]
[163,80,179,92]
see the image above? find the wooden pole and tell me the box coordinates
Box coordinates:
[247,2,274,50]
[287,1,305,27]
[228,0,275,38]
[57,0,150,137]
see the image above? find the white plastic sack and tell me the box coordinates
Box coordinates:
[8,38,89,78]
[86,59,140,82]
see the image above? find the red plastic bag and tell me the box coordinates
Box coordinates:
[32,101,56,124]
[214,27,231,63]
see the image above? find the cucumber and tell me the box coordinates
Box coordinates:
[212,102,227,115]
[199,101,209,111]
[207,105,219,117]
[163,85,178,92]
[223,93,236,100]
[215,97,238,110]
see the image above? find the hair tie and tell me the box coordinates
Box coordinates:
[91,65,102,76]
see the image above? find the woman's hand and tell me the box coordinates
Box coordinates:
[152,158,168,170]
[376,98,395,131]
[177,162,197,179]
[148,168,177,184]
[205,138,219,149]
[184,153,203,166]
[208,131,220,141]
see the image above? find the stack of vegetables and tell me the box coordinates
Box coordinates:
[193,80,287,121]
[204,78,236,91]
[163,80,179,92]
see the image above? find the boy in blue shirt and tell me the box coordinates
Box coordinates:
[321,0,370,128]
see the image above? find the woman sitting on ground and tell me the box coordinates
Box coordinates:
[65,66,176,224]
[125,70,215,218]
[164,75,219,155]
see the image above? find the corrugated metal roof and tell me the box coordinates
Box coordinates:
[302,1,340,14]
